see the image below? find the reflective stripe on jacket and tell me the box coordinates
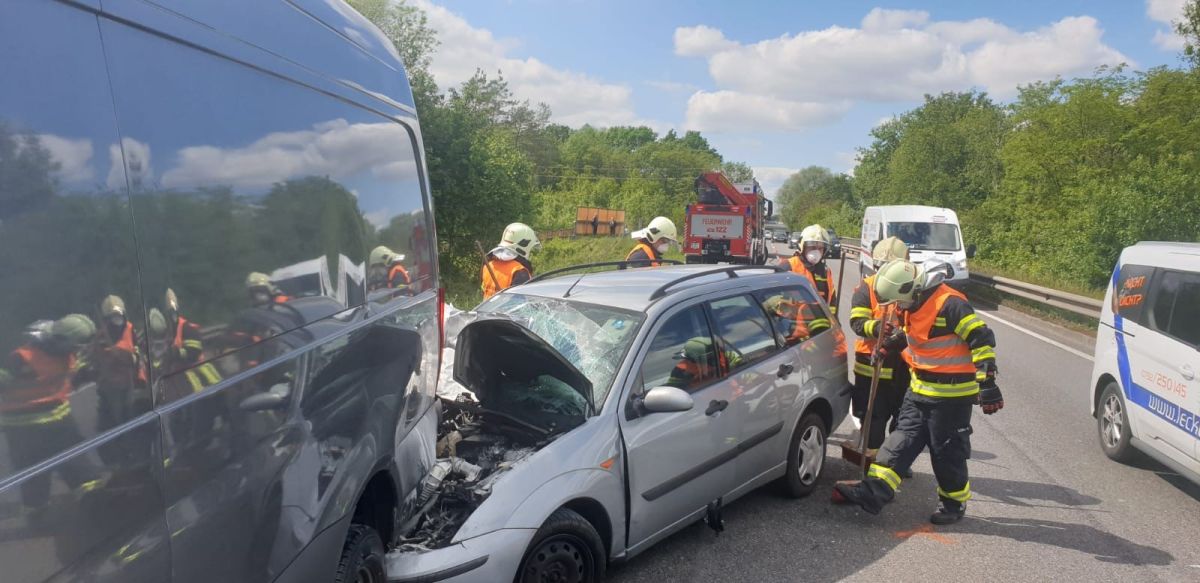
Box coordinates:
[852,274,883,356]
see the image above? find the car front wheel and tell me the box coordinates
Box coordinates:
[518,508,606,583]
[1098,382,1135,463]
[781,412,827,498]
[334,524,386,583]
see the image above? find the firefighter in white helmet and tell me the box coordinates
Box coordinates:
[783,224,838,313]
[625,216,677,268]
[482,222,539,299]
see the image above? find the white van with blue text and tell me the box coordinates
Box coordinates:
[1091,242,1200,484]
[858,205,975,286]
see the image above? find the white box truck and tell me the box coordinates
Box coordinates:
[859,205,975,286]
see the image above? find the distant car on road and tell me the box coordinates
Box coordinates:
[773,230,790,243]
[1091,242,1200,485]
[788,231,802,249]
[827,227,842,258]
[389,263,851,582]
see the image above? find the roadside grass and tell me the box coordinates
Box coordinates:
[969,259,1105,300]
[966,283,1099,335]
[444,235,682,310]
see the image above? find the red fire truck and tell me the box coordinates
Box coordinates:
[684,172,773,265]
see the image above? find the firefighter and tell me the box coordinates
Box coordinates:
[368,246,411,292]
[784,225,837,313]
[763,293,830,344]
[625,216,677,268]
[0,314,101,506]
[667,337,740,390]
[92,295,145,430]
[246,272,290,307]
[481,223,539,299]
[164,288,204,365]
[848,236,911,454]
[148,308,219,403]
[834,259,1002,524]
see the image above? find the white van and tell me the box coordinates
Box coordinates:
[1091,242,1200,483]
[859,205,975,285]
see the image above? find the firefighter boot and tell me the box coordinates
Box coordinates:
[930,500,965,525]
[833,481,883,515]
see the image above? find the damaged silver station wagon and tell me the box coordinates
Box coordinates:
[387,264,851,582]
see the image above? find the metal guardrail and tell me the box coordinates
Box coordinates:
[838,242,1102,319]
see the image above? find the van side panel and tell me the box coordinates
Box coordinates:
[98,1,439,580]
[0,2,171,581]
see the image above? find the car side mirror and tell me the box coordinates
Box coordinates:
[239,384,290,412]
[641,386,694,414]
[966,244,977,259]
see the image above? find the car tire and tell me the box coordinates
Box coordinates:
[518,508,606,583]
[1098,382,1135,463]
[333,524,386,583]
[781,412,827,498]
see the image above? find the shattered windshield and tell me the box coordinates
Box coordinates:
[477,294,644,407]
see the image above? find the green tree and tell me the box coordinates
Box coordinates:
[1176,0,1200,68]
[720,161,755,183]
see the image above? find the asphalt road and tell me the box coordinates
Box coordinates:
[608,243,1200,583]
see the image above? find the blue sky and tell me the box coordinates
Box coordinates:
[417,0,1189,197]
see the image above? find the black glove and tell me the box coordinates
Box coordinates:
[873,319,896,339]
[874,332,905,361]
[979,380,1003,414]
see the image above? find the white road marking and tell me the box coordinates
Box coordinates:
[982,310,1095,362]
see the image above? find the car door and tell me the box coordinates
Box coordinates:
[706,295,787,487]
[621,304,739,553]
[1142,269,1200,464]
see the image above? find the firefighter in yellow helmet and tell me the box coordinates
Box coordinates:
[369,245,411,292]
[834,258,1000,525]
[848,236,911,455]
[626,216,677,268]
[783,225,837,314]
[481,223,539,299]
[246,272,290,307]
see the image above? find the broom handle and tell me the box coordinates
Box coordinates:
[859,306,896,477]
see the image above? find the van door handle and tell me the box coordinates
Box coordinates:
[705,400,728,416]
[777,363,794,379]
[1182,365,1196,381]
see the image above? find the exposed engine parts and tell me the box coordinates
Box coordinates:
[397,396,542,550]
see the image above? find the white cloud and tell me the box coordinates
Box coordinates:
[751,166,799,200]
[160,119,417,190]
[1147,0,1187,50]
[645,80,699,93]
[674,25,738,56]
[685,91,850,133]
[679,12,1130,107]
[36,134,94,184]
[415,0,644,127]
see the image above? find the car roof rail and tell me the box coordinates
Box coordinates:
[649,264,787,301]
[526,260,685,284]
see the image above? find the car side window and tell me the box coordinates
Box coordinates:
[1114,264,1154,325]
[640,306,719,394]
[708,295,779,368]
[759,287,831,346]
[1151,271,1200,348]
[101,19,432,388]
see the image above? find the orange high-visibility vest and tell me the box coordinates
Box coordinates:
[854,275,885,356]
[1,346,75,413]
[626,242,661,267]
[903,285,975,375]
[388,264,411,287]
[786,256,835,306]
[481,258,530,299]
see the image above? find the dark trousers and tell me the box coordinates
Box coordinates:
[866,395,974,509]
[852,357,909,450]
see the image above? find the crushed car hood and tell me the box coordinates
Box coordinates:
[454,317,595,416]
